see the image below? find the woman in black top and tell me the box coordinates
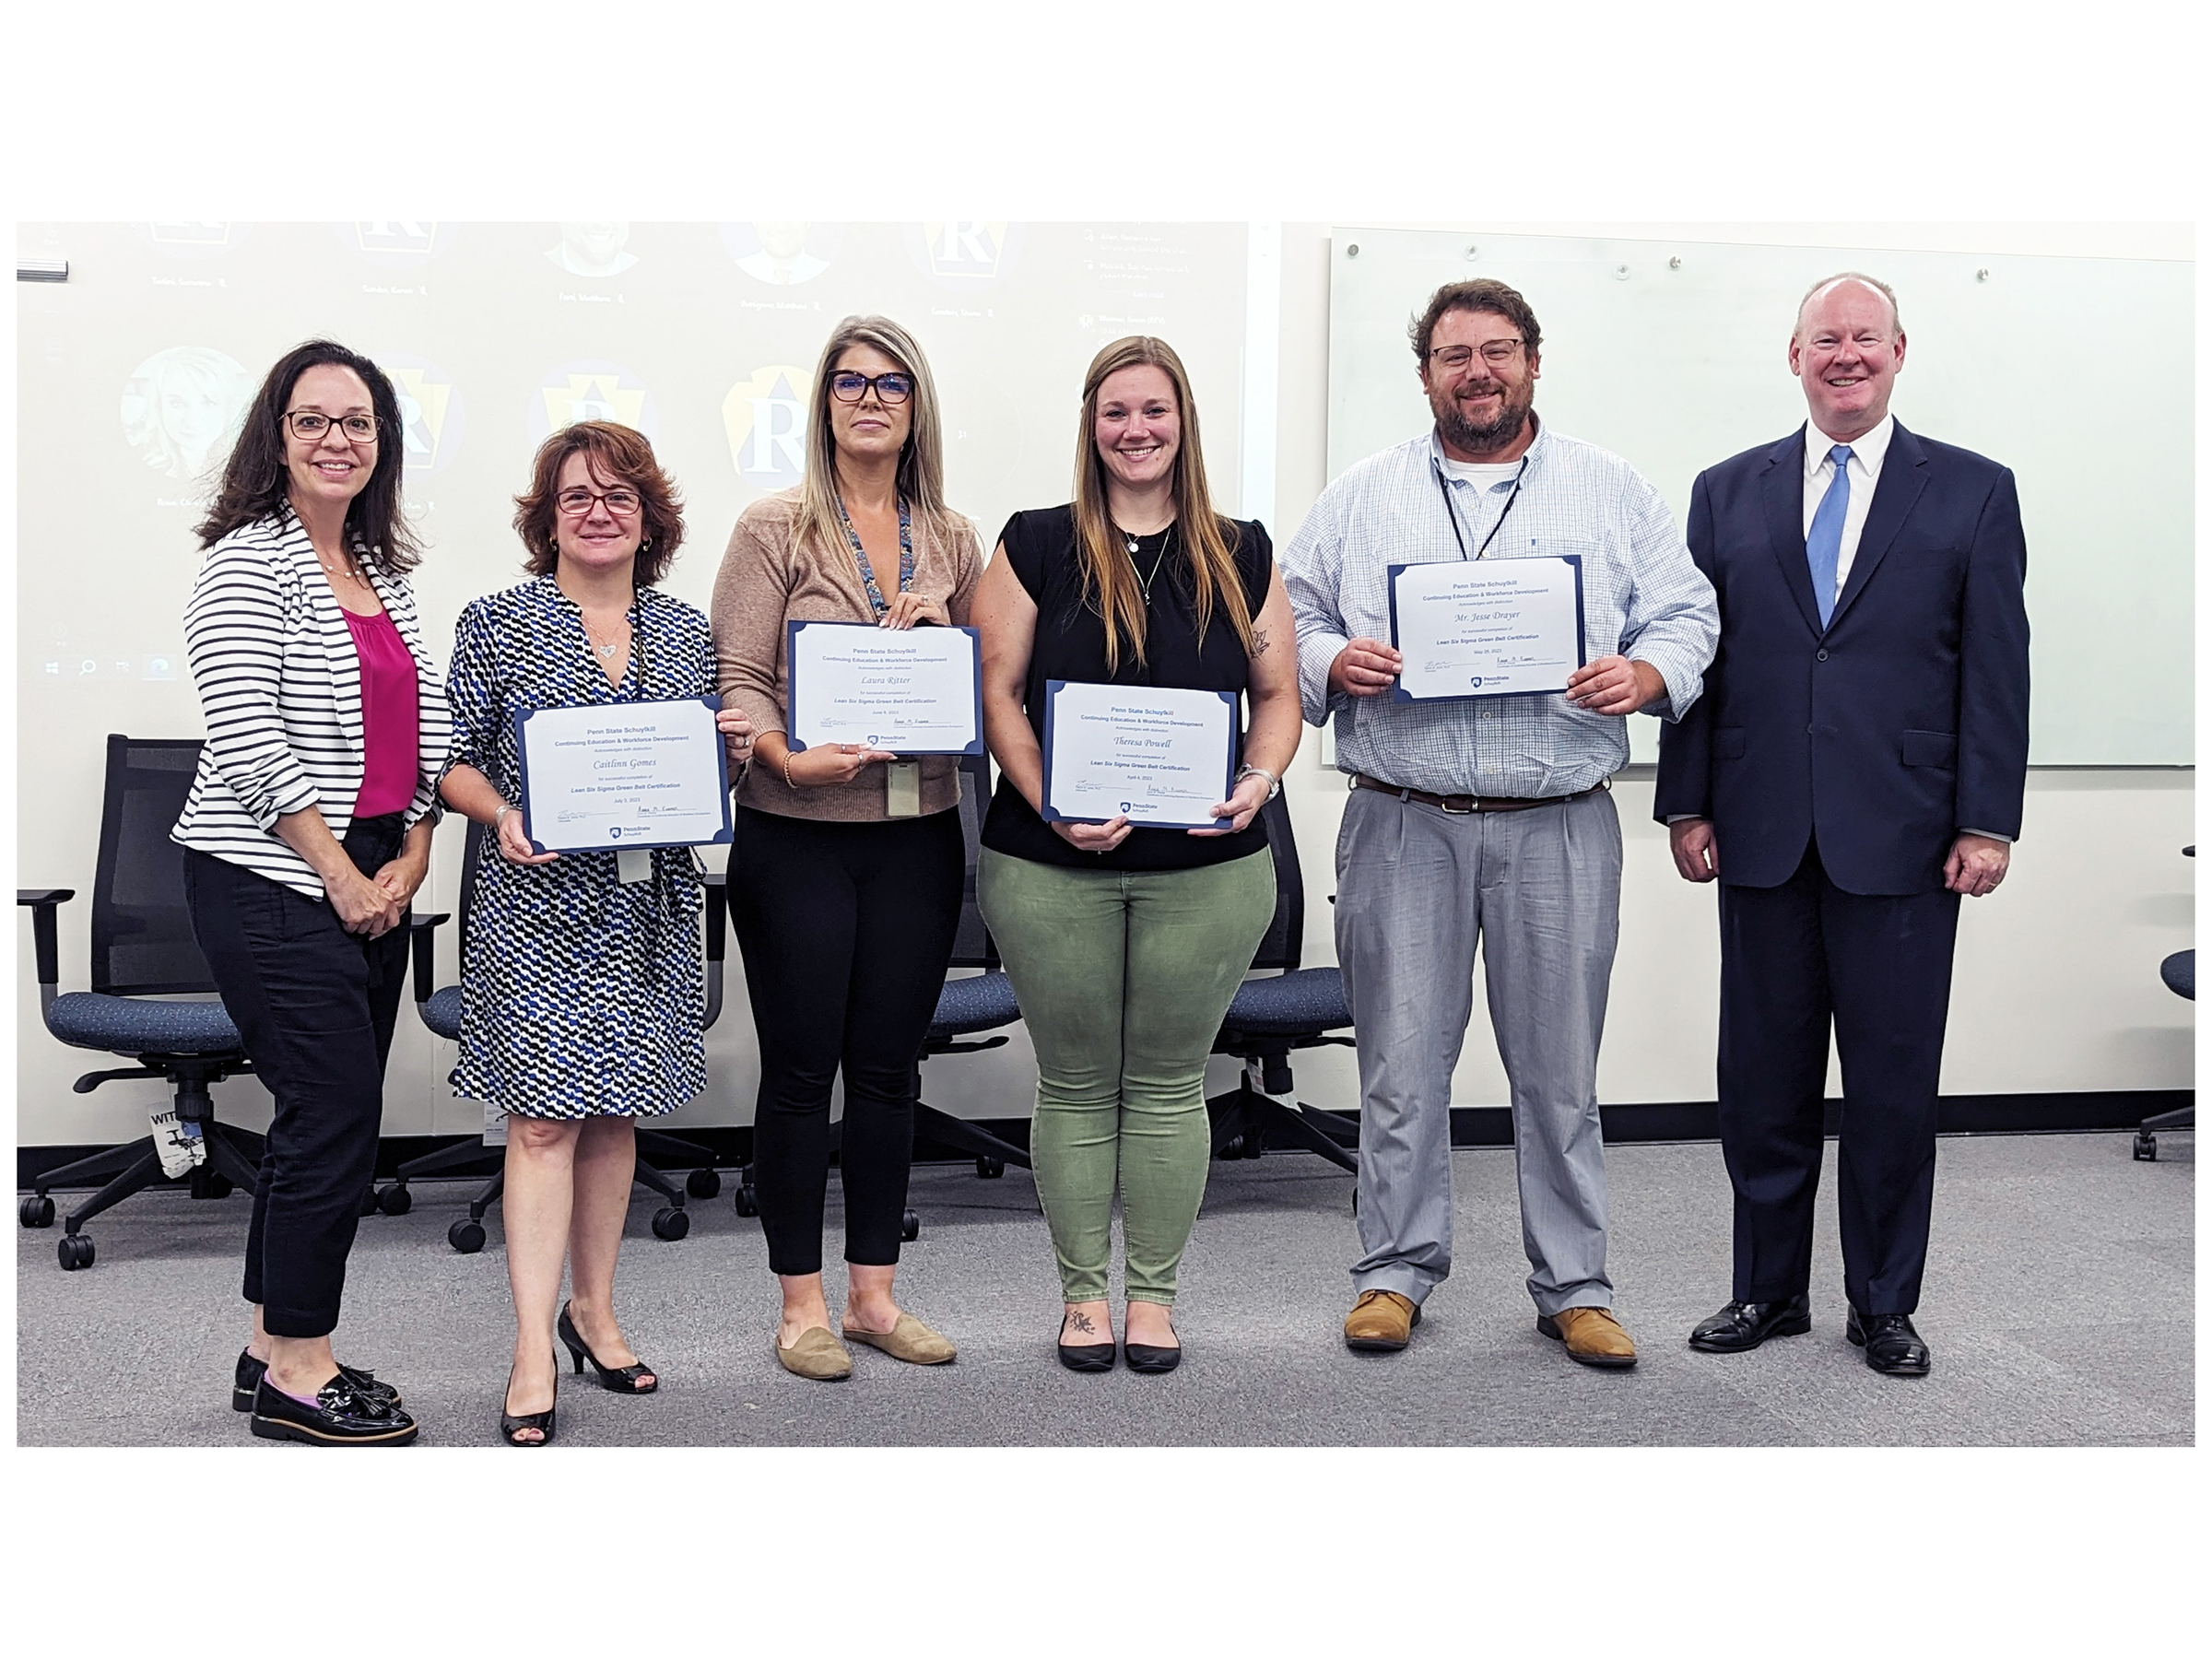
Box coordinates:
[973,335,1301,1372]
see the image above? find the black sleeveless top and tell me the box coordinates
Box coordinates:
[982,503,1273,872]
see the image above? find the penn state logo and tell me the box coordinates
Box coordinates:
[609,826,623,840]
[722,364,810,489]
[905,221,1026,291]
[1469,676,1484,688]
[379,355,465,473]
[531,361,658,442]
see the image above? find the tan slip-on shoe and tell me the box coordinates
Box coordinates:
[841,1312,957,1366]
[1537,1306,1639,1369]
[1343,1288,1421,1351]
[775,1325,854,1381]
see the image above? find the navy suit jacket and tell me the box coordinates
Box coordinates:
[1653,420,2030,896]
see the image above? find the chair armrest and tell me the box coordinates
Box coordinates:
[702,872,727,1029]
[408,912,451,1005]
[17,889,76,1003]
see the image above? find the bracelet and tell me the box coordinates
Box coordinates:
[491,803,518,831]
[781,751,799,789]
[1235,764,1282,803]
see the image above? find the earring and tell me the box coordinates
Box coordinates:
[640,535,653,552]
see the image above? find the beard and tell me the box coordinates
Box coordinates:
[1431,379,1533,454]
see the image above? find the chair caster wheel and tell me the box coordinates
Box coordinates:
[58,1233,95,1270]
[734,1184,759,1218]
[686,1168,721,1200]
[901,1209,920,1242]
[652,1206,690,1241]
[449,1218,487,1253]
[1244,1134,1266,1159]
[2134,1132,2158,1161]
[1216,1135,1242,1160]
[378,1182,413,1216]
[20,1194,55,1229]
[975,1157,1005,1179]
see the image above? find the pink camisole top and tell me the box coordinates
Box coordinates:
[343,607,421,818]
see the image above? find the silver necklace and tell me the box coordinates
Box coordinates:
[1118,524,1173,606]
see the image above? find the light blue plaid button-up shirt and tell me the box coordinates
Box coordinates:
[1281,419,1719,798]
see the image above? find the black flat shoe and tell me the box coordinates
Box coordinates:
[1846,1307,1932,1377]
[559,1301,658,1394]
[234,1347,401,1412]
[1058,1311,1118,1371]
[251,1374,418,1446]
[1687,1294,1813,1354]
[1124,1340,1182,1375]
[500,1359,559,1447]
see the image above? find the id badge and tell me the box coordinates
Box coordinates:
[616,848,653,884]
[887,760,922,818]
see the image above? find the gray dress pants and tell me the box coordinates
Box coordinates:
[1335,783,1621,1315]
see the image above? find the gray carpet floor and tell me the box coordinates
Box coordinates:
[16,1130,2193,1447]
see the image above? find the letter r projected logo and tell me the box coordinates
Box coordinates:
[722,365,810,488]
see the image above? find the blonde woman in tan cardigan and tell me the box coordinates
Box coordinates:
[712,315,982,1381]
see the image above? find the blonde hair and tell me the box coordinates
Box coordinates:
[793,314,956,558]
[1794,271,1903,338]
[1071,335,1252,673]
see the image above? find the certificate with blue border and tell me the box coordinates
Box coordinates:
[1040,680,1238,830]
[784,620,984,756]
[512,697,734,855]
[1385,555,1587,700]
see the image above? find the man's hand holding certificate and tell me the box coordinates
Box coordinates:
[1041,681,1237,831]
[1386,557,1586,700]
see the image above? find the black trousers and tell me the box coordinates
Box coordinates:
[182,816,408,1338]
[733,805,963,1277]
[1716,838,1960,1316]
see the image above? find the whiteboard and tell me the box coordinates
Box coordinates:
[1326,229,2194,765]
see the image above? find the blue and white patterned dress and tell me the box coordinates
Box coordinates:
[444,577,718,1119]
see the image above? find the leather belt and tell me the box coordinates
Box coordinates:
[1352,773,1608,815]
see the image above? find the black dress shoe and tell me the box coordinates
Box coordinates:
[558,1302,658,1394]
[1846,1307,1932,1377]
[233,1348,401,1413]
[250,1374,419,1445]
[1124,1321,1182,1375]
[1687,1294,1813,1353]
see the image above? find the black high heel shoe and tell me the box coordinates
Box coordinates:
[500,1358,558,1447]
[559,1301,659,1394]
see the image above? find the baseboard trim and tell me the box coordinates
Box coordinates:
[17,1090,2193,1189]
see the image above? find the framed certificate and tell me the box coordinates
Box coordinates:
[1386,556,1587,700]
[512,697,734,854]
[1040,680,1238,830]
[785,620,984,756]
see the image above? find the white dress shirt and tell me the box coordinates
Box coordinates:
[1801,412,1894,602]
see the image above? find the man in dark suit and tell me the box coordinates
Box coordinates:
[1654,272,2029,1377]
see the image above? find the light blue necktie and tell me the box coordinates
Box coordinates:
[1805,442,1854,628]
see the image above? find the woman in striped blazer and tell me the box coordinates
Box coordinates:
[173,340,450,1447]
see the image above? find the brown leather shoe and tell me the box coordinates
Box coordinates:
[1343,1289,1420,1351]
[1537,1306,1638,1369]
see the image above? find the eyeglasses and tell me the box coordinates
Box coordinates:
[1428,340,1524,371]
[829,371,914,405]
[555,487,643,517]
[284,410,381,442]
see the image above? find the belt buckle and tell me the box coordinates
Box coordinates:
[1437,795,1477,815]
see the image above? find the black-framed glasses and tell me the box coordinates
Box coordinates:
[555,487,643,517]
[829,371,914,405]
[1429,339,1524,371]
[284,410,381,442]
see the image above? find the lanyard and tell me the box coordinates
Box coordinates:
[836,492,914,617]
[1435,455,1528,560]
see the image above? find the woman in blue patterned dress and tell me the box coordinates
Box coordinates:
[440,421,752,1445]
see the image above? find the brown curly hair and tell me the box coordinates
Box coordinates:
[512,420,684,585]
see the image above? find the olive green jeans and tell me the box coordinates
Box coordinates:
[977,847,1277,1305]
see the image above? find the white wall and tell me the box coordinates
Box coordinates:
[14,220,2194,1147]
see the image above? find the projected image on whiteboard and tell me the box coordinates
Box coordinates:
[122,346,251,484]
[724,221,839,286]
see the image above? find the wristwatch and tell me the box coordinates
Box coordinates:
[1235,764,1282,804]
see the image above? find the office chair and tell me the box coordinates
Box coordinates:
[1205,791,1360,1179]
[17,735,265,1271]
[2135,843,2194,1162]
[381,819,731,1251]
[731,752,1028,1239]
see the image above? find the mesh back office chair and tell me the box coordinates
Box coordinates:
[382,819,731,1251]
[1205,792,1360,1177]
[2136,843,2194,1161]
[729,751,1029,1237]
[18,735,265,1270]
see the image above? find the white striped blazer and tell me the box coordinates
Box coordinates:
[171,509,452,899]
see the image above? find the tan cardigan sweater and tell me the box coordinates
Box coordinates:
[712,489,983,822]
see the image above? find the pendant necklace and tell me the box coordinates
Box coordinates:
[1120,524,1173,607]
